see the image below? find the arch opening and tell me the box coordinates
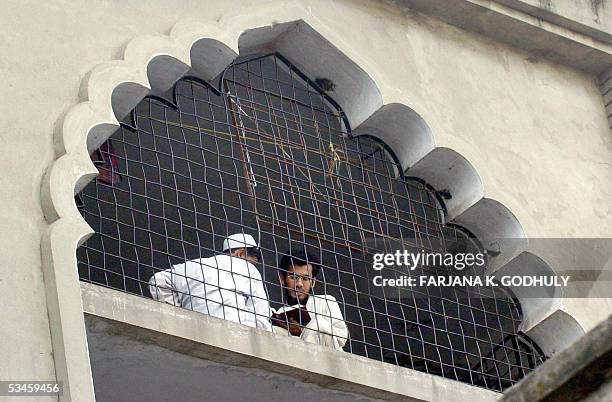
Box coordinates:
[75,52,546,391]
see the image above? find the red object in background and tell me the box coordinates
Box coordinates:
[92,141,122,185]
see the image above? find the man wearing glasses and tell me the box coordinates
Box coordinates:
[149,233,272,331]
[272,248,348,350]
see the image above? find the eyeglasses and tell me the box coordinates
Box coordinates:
[286,272,313,282]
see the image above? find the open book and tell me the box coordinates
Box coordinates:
[271,305,311,327]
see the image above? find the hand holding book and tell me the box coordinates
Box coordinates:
[271,307,311,336]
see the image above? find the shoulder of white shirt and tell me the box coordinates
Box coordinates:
[176,254,253,267]
[311,293,338,302]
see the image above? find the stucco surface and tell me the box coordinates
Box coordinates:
[0,0,611,391]
[510,0,612,35]
[87,317,386,402]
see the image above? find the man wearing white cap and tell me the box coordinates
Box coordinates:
[149,233,272,331]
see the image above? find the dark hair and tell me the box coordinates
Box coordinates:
[279,248,320,278]
[228,247,261,261]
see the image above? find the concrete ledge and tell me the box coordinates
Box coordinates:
[80,282,499,402]
[493,0,612,45]
[393,0,612,74]
[501,314,612,402]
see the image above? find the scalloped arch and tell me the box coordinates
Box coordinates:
[40,10,583,395]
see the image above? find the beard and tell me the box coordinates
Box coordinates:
[285,291,309,306]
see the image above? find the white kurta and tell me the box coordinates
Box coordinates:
[273,294,349,350]
[149,255,272,331]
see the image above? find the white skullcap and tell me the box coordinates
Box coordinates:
[222,233,259,252]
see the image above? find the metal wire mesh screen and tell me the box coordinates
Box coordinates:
[76,53,545,391]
